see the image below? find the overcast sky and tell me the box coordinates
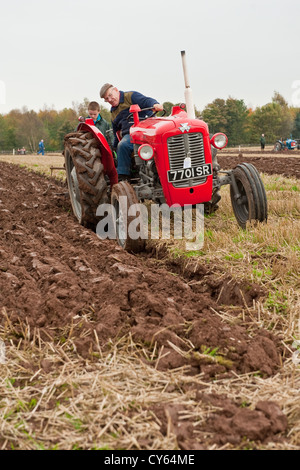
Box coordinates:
[0,0,300,114]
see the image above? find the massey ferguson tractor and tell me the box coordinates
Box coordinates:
[63,51,267,252]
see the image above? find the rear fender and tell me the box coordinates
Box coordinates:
[77,120,118,186]
[77,120,112,158]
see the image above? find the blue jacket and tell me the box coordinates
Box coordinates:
[111,90,158,148]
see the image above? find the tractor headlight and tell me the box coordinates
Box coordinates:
[138,144,154,161]
[210,133,228,149]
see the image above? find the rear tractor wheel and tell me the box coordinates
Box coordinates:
[64,131,108,228]
[274,142,281,152]
[230,163,267,229]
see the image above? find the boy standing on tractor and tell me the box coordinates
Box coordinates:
[87,101,114,149]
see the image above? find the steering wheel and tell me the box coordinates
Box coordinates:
[127,107,166,121]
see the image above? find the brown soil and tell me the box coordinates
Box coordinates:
[0,160,290,448]
[218,152,300,179]
[152,397,288,449]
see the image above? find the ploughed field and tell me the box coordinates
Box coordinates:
[218,148,300,179]
[0,151,299,450]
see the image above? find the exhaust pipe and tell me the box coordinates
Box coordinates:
[181,50,195,119]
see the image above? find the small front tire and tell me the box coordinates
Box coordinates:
[111,181,146,253]
[230,163,267,229]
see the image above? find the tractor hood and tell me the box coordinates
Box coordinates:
[130,108,209,146]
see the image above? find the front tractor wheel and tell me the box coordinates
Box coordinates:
[64,131,108,228]
[111,181,145,253]
[230,163,267,229]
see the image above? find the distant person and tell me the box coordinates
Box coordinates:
[37,139,45,155]
[260,134,266,151]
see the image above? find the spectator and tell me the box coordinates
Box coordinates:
[260,134,266,151]
[37,139,45,155]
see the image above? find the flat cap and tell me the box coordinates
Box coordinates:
[100,83,114,98]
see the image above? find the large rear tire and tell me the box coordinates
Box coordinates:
[64,131,108,228]
[274,142,281,152]
[230,163,267,229]
[111,181,146,253]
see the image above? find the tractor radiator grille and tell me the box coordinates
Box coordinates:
[167,132,207,188]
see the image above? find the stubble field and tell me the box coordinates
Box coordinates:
[0,148,299,450]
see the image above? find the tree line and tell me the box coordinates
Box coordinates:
[0,92,299,152]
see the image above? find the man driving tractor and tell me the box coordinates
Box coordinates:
[100,83,163,181]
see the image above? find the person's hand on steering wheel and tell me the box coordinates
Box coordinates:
[153,103,164,113]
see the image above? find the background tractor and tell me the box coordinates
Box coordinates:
[64,51,267,252]
[273,138,297,151]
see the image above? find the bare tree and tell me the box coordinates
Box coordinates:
[17,110,48,153]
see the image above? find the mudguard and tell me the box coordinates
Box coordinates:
[77,119,118,186]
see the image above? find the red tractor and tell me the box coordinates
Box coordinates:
[64,52,267,252]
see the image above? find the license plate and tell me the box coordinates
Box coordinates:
[167,164,212,182]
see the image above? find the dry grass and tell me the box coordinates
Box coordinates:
[0,323,178,450]
[206,174,299,337]
[156,172,300,339]
[0,154,66,180]
[1,315,299,450]
[222,145,275,152]
[141,171,300,449]
[0,155,299,450]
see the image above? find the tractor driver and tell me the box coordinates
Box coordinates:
[99,83,163,181]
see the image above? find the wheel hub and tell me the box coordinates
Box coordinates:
[70,166,82,218]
